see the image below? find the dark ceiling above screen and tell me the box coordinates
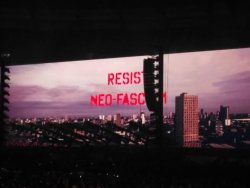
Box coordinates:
[1,0,250,65]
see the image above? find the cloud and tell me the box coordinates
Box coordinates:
[10,56,146,89]
[9,100,149,118]
[213,71,250,90]
[9,85,87,102]
[210,70,250,113]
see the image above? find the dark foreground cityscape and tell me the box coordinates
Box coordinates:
[4,93,250,149]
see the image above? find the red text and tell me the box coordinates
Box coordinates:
[108,71,142,85]
[90,92,167,106]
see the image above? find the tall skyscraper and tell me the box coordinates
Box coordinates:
[175,93,200,147]
[219,105,231,126]
[219,105,229,120]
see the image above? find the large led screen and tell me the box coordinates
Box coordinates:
[5,48,250,148]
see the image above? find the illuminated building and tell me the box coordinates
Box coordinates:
[140,112,146,125]
[99,115,105,120]
[175,93,200,147]
[216,121,224,136]
[219,105,231,126]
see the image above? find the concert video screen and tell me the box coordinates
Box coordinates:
[5,48,250,148]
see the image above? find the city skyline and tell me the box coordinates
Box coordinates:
[9,48,250,118]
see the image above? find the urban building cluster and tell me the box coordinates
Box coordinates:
[5,93,250,148]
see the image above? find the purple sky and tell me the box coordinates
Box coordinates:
[9,48,250,118]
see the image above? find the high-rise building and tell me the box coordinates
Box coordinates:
[219,105,229,120]
[216,121,224,136]
[200,108,204,120]
[175,93,200,147]
[140,112,146,125]
[113,114,117,121]
[219,105,231,126]
[115,113,121,126]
